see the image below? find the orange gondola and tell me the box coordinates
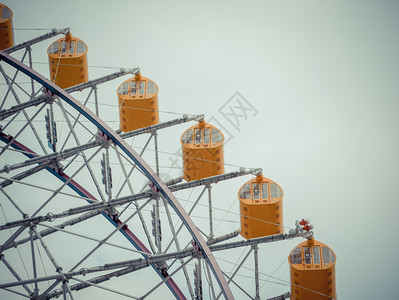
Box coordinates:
[181,120,224,181]
[117,73,159,132]
[289,239,337,300]
[0,3,13,50]
[238,175,284,239]
[47,32,88,89]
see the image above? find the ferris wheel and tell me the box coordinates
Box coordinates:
[0,4,337,300]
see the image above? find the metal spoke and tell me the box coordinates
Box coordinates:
[58,88,94,152]
[0,224,29,254]
[140,256,194,299]
[0,255,33,295]
[113,145,156,253]
[0,174,98,204]
[62,106,97,136]
[115,134,153,199]
[162,196,194,298]
[5,72,35,98]
[1,108,23,131]
[0,64,48,155]
[222,271,253,299]
[55,98,105,202]
[0,102,47,157]
[32,226,62,273]
[70,277,139,300]
[0,49,28,110]
[0,186,26,216]
[164,186,207,253]
[36,280,62,300]
[30,227,39,295]
[68,199,152,272]
[31,146,103,217]
[2,287,30,298]
[38,223,152,256]
[215,248,252,300]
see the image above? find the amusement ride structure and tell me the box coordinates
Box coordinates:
[0,4,336,300]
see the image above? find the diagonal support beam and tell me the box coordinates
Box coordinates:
[0,160,52,188]
[169,168,262,192]
[0,139,99,174]
[0,191,153,232]
[119,114,204,139]
[1,255,33,295]
[4,210,100,252]
[0,115,203,174]
[4,28,70,54]
[0,94,51,121]
[265,292,290,300]
[0,69,139,121]
[64,68,140,93]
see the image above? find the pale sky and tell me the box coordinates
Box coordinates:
[1,0,399,299]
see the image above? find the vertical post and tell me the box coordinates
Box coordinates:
[194,258,203,300]
[161,197,195,298]
[105,148,112,200]
[101,150,112,201]
[62,280,67,300]
[32,227,62,273]
[207,184,214,240]
[45,105,57,152]
[153,131,160,176]
[156,198,161,253]
[27,45,36,97]
[152,200,162,253]
[30,225,39,296]
[253,244,260,300]
[93,86,99,117]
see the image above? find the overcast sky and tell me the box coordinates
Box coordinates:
[1,0,399,299]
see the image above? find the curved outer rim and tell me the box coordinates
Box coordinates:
[0,50,234,300]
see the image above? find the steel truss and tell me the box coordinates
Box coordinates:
[0,30,311,300]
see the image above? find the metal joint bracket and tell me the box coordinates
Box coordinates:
[95,130,113,149]
[191,240,201,253]
[42,87,56,104]
[196,114,205,122]
[288,219,314,240]
[79,268,89,276]
[149,182,159,193]
[49,159,64,174]
[249,167,263,176]
[155,260,168,271]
